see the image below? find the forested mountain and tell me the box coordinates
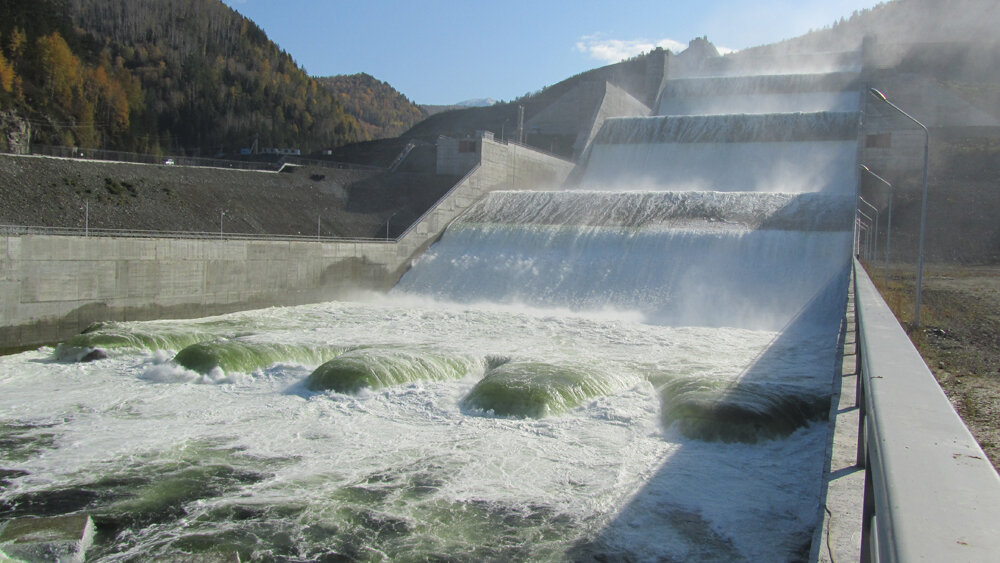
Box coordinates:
[0,0,362,155]
[316,73,425,141]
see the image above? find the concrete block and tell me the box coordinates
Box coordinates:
[247,240,284,261]
[0,280,19,324]
[121,260,160,299]
[159,238,196,261]
[158,260,205,299]
[76,261,117,301]
[115,238,156,261]
[22,261,81,302]
[0,514,95,563]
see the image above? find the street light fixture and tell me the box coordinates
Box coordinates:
[860,164,894,287]
[386,211,399,241]
[858,210,875,261]
[219,210,226,239]
[856,215,872,260]
[868,87,929,328]
[859,195,879,261]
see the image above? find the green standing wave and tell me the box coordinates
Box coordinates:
[659,378,830,443]
[461,361,638,418]
[54,322,219,361]
[174,339,346,375]
[306,348,482,393]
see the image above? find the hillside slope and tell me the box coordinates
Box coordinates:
[316,73,426,141]
[0,0,363,154]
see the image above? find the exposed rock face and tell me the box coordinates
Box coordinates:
[0,110,31,155]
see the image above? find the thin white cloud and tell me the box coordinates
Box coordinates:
[575,34,738,62]
[575,35,687,63]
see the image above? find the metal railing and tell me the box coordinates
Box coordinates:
[0,224,388,244]
[24,145,385,172]
[853,258,1000,562]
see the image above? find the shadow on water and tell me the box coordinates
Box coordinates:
[570,269,850,562]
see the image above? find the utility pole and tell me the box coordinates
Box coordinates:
[517,105,525,144]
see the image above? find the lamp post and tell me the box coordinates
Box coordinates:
[219,210,225,239]
[856,216,872,260]
[858,210,875,261]
[868,87,929,328]
[858,195,879,261]
[83,200,89,237]
[386,211,399,241]
[860,164,894,287]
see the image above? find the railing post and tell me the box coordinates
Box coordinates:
[860,466,877,563]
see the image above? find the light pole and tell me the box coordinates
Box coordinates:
[219,210,225,239]
[83,200,89,237]
[856,216,871,260]
[858,195,879,261]
[386,211,399,241]
[869,87,929,328]
[860,164,894,287]
[858,210,875,261]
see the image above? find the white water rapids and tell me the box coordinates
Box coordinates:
[0,295,838,561]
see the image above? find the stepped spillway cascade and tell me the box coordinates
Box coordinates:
[581,111,860,192]
[394,189,853,331]
[657,72,862,115]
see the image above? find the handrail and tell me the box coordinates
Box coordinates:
[853,258,1000,562]
[0,224,388,244]
[20,146,385,172]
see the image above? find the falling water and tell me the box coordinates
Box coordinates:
[657,72,862,115]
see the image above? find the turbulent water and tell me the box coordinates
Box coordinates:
[1,71,858,561]
[0,297,838,561]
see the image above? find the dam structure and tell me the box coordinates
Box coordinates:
[2,47,999,561]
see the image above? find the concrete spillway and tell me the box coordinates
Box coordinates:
[0,69,860,560]
[395,190,853,330]
[580,111,860,192]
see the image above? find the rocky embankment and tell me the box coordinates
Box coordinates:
[0,154,386,238]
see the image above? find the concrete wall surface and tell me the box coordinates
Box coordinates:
[1,138,574,350]
[0,235,402,349]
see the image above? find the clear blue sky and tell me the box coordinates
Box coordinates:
[221,0,884,105]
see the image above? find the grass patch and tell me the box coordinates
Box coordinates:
[104,178,138,198]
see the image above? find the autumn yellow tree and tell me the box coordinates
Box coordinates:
[36,32,81,109]
[0,49,14,93]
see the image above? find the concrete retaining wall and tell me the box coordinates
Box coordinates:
[398,133,575,261]
[0,236,401,349]
[1,138,575,350]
